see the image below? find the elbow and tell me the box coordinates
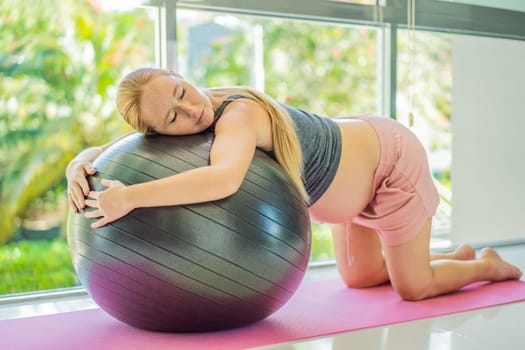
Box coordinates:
[216,176,242,200]
[209,166,246,200]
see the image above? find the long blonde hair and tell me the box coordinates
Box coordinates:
[116,67,309,203]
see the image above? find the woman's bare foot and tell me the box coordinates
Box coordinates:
[479,248,523,281]
[430,243,476,262]
[454,244,476,260]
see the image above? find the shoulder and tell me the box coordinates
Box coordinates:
[213,96,274,151]
[215,97,268,129]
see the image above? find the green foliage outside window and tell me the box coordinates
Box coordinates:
[0,239,76,294]
[0,0,155,245]
[0,0,154,294]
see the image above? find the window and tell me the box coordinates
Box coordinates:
[0,0,157,295]
[2,0,525,297]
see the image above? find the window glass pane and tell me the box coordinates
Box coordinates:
[178,10,379,262]
[0,0,157,295]
[438,0,525,12]
[396,30,453,248]
[332,0,378,5]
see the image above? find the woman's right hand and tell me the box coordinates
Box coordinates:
[66,161,97,213]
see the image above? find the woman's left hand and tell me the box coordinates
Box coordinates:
[84,178,133,228]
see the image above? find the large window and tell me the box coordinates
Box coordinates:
[1,0,525,297]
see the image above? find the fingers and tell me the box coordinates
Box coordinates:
[84,164,97,175]
[83,208,109,228]
[78,163,96,196]
[79,178,124,229]
[91,218,110,228]
[83,203,108,228]
[100,178,122,187]
[86,190,99,199]
[83,208,110,228]
[68,196,80,213]
[78,177,91,197]
[67,163,97,212]
[84,198,98,207]
[68,185,86,212]
[84,209,101,218]
[84,209,110,228]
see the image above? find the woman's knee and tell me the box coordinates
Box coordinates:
[391,282,430,301]
[338,261,389,288]
[340,272,377,289]
[332,222,390,288]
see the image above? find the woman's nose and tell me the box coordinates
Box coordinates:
[177,100,196,116]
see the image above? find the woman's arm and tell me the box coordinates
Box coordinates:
[66,131,135,212]
[67,131,137,171]
[126,117,257,205]
[85,101,264,228]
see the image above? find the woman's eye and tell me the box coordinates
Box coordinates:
[180,89,185,100]
[170,111,177,123]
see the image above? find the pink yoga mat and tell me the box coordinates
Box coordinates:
[2,279,525,350]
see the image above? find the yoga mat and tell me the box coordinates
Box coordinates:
[2,279,525,350]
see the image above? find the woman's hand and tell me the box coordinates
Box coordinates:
[84,179,134,228]
[66,161,97,213]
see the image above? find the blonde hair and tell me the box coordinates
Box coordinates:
[116,67,161,135]
[116,67,309,203]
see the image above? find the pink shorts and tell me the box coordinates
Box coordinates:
[352,115,439,246]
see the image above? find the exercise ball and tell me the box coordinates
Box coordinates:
[67,131,311,332]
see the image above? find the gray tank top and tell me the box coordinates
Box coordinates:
[210,95,342,205]
[280,104,342,205]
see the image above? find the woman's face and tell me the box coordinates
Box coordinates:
[140,74,215,135]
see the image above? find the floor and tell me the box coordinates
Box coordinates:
[1,244,524,350]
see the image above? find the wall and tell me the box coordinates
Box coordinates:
[451,34,525,244]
